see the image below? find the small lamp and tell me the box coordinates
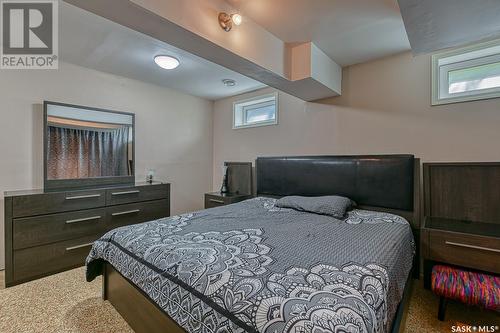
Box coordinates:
[146,169,155,184]
[220,164,229,193]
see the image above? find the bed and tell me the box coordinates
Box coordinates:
[86,155,420,333]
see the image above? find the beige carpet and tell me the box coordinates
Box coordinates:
[0,268,498,333]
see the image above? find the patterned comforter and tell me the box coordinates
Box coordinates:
[86,197,415,333]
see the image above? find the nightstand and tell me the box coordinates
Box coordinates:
[421,216,500,289]
[421,162,500,289]
[204,192,253,209]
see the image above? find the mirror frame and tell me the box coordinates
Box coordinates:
[43,101,136,190]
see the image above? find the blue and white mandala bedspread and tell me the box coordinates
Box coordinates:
[87,197,415,333]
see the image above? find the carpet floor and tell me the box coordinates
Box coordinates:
[0,268,498,333]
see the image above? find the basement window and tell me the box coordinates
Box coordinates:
[432,39,500,105]
[233,93,278,129]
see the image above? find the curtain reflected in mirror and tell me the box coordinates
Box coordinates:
[46,103,134,180]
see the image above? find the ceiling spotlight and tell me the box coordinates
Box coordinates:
[154,55,180,70]
[231,13,242,26]
[218,12,242,32]
[222,79,236,87]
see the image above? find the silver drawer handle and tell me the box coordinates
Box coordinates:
[65,194,101,200]
[111,190,140,196]
[66,242,94,251]
[209,199,224,204]
[112,209,141,216]
[65,216,101,224]
[445,241,500,253]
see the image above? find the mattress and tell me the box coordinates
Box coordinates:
[86,197,415,333]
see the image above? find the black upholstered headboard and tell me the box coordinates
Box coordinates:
[256,155,416,211]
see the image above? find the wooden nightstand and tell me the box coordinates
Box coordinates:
[422,162,500,289]
[421,217,500,289]
[207,161,253,209]
[204,192,253,209]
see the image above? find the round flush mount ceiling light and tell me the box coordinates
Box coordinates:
[222,79,236,87]
[154,55,180,70]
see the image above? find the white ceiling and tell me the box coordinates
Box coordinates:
[226,0,411,67]
[61,0,413,99]
[398,0,500,54]
[60,2,266,100]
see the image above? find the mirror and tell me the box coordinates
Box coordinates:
[44,101,135,189]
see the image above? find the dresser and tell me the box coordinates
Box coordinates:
[4,182,170,287]
[421,163,500,288]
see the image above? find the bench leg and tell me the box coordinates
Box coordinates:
[438,296,447,321]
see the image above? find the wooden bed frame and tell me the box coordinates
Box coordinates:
[101,156,421,333]
[103,263,414,333]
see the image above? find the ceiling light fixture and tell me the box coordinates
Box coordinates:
[154,55,180,70]
[231,13,242,26]
[222,79,236,87]
[218,12,242,32]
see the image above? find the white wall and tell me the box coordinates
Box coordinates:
[0,62,214,269]
[213,51,500,189]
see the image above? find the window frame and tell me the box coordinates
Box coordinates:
[431,40,500,105]
[432,39,500,105]
[232,92,279,129]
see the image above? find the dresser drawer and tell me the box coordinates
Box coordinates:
[106,199,170,229]
[13,234,99,282]
[205,195,227,209]
[13,208,106,250]
[429,230,500,274]
[204,193,252,209]
[106,184,169,206]
[12,189,106,218]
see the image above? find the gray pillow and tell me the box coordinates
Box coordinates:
[275,195,355,218]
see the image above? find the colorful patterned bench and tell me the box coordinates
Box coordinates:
[431,265,500,320]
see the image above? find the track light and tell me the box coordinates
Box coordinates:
[231,13,242,26]
[218,12,242,32]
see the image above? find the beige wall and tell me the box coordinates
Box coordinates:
[213,51,500,189]
[0,62,214,269]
